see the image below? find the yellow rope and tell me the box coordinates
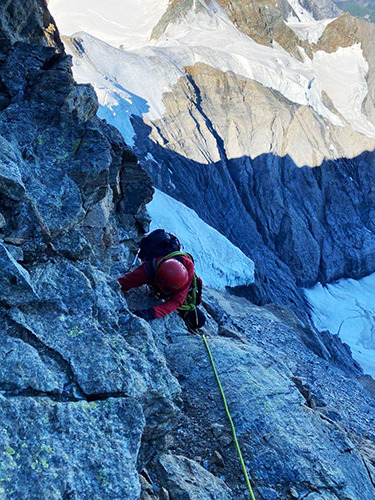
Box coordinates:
[201,333,256,500]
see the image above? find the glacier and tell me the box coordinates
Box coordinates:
[304,274,375,377]
[49,0,375,150]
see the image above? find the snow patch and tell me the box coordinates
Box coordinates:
[313,44,374,138]
[304,274,375,378]
[147,189,255,289]
[286,0,315,23]
[286,18,334,44]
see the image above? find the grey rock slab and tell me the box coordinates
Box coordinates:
[0,243,38,306]
[0,325,69,395]
[155,453,232,500]
[0,395,144,499]
[159,290,375,498]
[0,136,25,201]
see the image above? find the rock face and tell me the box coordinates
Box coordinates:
[138,288,375,499]
[143,62,374,167]
[0,0,62,50]
[0,2,181,497]
[302,0,342,19]
[135,111,375,311]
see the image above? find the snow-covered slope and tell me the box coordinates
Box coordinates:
[286,17,335,43]
[147,189,255,289]
[50,0,375,166]
[304,275,375,377]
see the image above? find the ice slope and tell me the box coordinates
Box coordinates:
[286,0,316,23]
[147,189,255,289]
[50,0,375,149]
[304,275,375,377]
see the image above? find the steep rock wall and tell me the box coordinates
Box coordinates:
[1,2,375,499]
[0,0,62,50]
[0,2,182,497]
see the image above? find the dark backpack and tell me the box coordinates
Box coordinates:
[138,229,181,261]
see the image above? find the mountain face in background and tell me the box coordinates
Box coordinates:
[1,1,375,499]
[49,0,375,314]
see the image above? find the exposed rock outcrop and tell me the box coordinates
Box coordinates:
[0,0,62,50]
[131,288,375,499]
[0,2,180,497]
[301,0,342,19]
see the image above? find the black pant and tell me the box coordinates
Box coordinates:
[180,307,206,332]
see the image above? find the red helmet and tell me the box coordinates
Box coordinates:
[156,259,189,291]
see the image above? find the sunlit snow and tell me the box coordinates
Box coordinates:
[304,275,375,378]
[147,189,255,289]
[49,0,375,148]
[286,18,334,44]
[286,0,315,23]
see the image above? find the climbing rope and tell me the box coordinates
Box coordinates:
[200,332,256,500]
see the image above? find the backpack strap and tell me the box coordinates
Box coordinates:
[154,251,194,270]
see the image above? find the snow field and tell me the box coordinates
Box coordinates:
[147,189,255,289]
[49,0,168,49]
[304,275,375,378]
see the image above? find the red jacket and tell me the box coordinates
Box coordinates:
[118,255,195,319]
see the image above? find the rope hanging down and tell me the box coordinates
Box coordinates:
[201,333,256,500]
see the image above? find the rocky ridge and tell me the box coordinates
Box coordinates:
[0,1,179,497]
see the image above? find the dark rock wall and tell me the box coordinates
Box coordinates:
[0,0,62,50]
[0,2,182,498]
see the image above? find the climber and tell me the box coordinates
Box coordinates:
[118,229,206,332]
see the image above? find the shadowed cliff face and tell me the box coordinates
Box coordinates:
[134,116,375,310]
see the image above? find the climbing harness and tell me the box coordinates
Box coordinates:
[194,330,256,500]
